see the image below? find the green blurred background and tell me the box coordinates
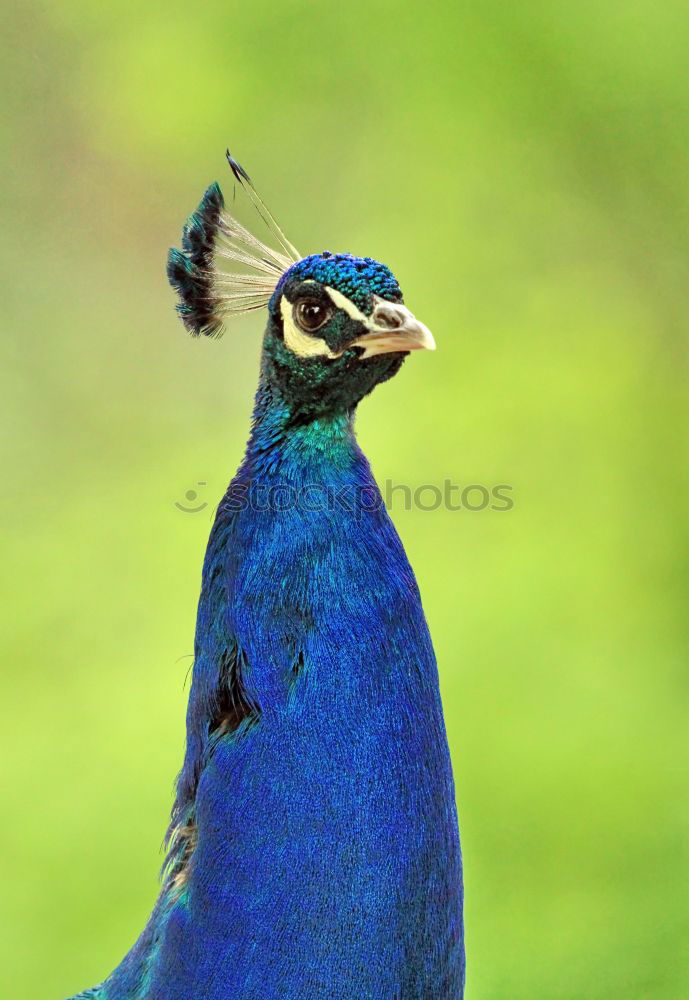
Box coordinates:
[2,1,688,997]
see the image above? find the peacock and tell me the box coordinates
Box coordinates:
[69,152,464,999]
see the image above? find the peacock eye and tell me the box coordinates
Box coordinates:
[294,298,332,334]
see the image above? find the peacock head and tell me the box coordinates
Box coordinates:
[167,153,434,419]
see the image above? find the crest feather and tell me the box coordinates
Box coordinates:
[167,154,300,338]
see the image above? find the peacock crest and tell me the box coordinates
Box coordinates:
[166,151,300,338]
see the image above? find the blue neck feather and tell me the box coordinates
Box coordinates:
[96,372,464,1000]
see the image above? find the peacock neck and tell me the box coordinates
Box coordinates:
[241,370,363,483]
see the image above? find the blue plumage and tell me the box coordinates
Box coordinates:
[274,252,404,311]
[68,166,463,999]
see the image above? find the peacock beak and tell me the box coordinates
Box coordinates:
[350,297,436,359]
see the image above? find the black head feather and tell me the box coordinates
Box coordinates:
[167,182,225,338]
[225,149,251,185]
[168,155,299,338]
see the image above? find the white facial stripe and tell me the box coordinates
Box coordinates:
[279,297,339,359]
[324,286,372,327]
[279,283,432,362]
[325,288,436,359]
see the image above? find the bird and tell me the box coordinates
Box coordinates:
[68,152,464,999]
